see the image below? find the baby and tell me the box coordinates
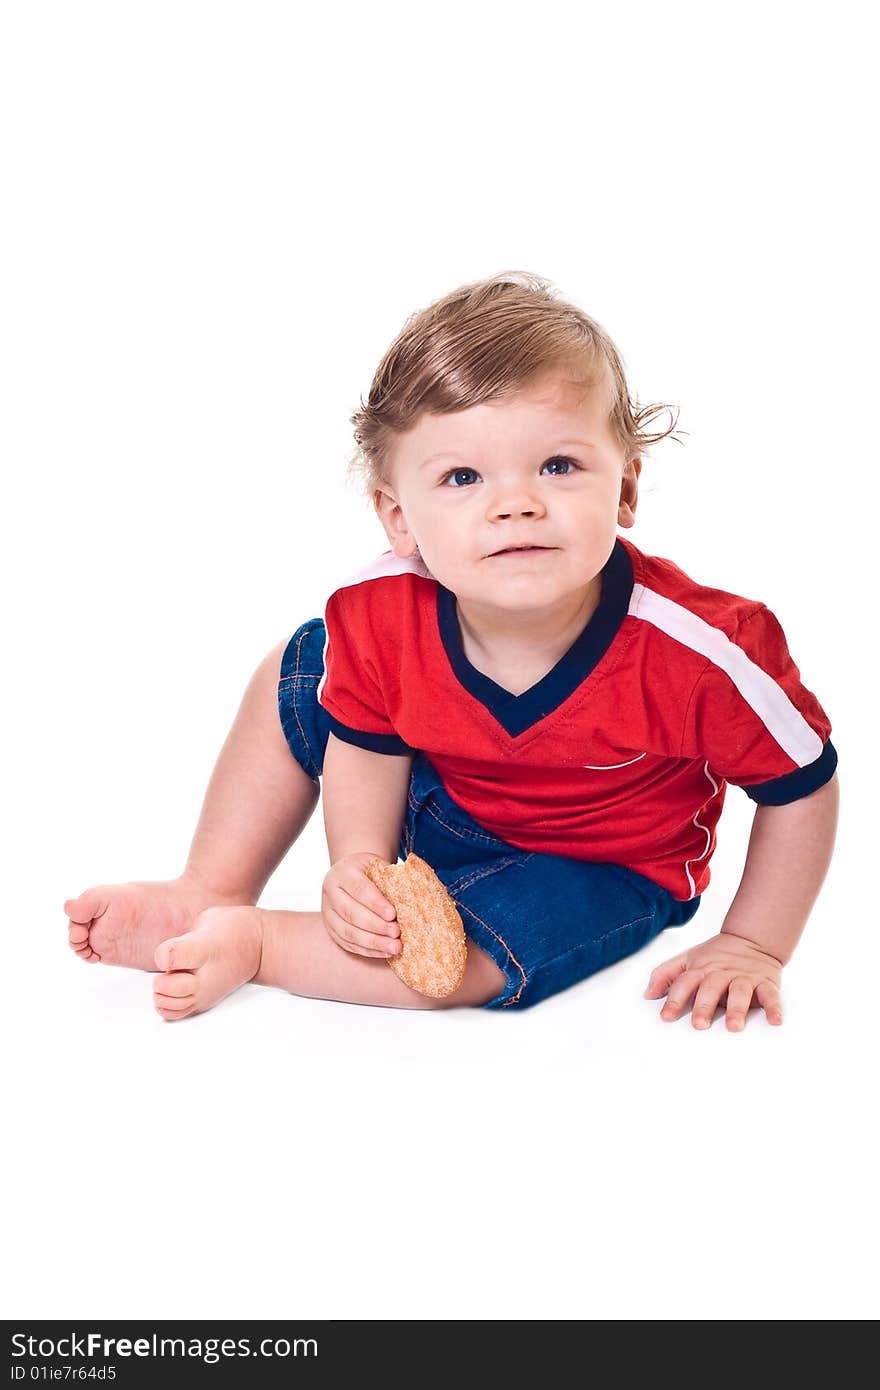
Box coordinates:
[64,271,839,1028]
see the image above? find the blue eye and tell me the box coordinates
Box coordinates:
[440,456,578,487]
[443,467,480,488]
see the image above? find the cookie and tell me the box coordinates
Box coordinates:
[365,853,467,998]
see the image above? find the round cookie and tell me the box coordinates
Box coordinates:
[365,853,468,998]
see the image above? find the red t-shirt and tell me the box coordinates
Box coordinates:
[317,534,836,901]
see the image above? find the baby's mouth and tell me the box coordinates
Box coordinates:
[488,546,557,557]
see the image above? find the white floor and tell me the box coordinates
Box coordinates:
[9,775,875,1321]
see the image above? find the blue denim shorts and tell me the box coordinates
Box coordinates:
[278,619,701,1011]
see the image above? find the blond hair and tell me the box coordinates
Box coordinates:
[347,270,685,498]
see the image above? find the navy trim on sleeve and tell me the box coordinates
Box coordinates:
[327,714,416,757]
[742,739,838,805]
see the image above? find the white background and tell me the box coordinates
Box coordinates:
[2,0,877,1322]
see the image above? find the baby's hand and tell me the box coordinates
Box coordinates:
[643,931,784,1031]
[321,852,401,959]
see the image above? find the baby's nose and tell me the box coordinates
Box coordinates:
[491,504,540,519]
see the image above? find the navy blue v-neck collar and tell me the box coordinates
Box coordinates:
[435,537,634,738]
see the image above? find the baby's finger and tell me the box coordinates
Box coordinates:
[323,876,392,936]
[323,906,401,959]
[352,885,398,931]
[321,904,381,956]
[755,979,784,1026]
[659,970,701,1022]
[643,952,688,999]
[325,927,390,960]
[724,976,755,1032]
[334,885,401,941]
[337,867,398,929]
[363,885,397,924]
[690,971,731,1030]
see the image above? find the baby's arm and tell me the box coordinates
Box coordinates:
[717,772,840,965]
[322,730,413,863]
[320,731,414,957]
[645,773,839,1029]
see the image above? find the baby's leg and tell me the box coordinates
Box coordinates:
[152,905,507,1019]
[65,637,321,970]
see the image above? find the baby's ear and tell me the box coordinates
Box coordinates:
[618,456,641,527]
[372,484,397,532]
[372,486,417,556]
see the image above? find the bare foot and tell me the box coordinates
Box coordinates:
[152,906,264,1021]
[64,877,253,971]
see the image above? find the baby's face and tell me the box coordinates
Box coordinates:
[374,371,639,613]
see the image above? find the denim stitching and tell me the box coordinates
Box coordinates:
[455,900,527,1007]
[444,858,523,896]
[414,795,515,850]
[292,627,318,779]
[278,626,322,781]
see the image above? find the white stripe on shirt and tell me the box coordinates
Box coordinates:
[629,584,823,767]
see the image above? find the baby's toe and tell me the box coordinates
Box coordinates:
[64,891,104,924]
[69,923,100,962]
[153,971,196,1001]
[153,970,197,1022]
[154,931,206,973]
[154,997,196,1022]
